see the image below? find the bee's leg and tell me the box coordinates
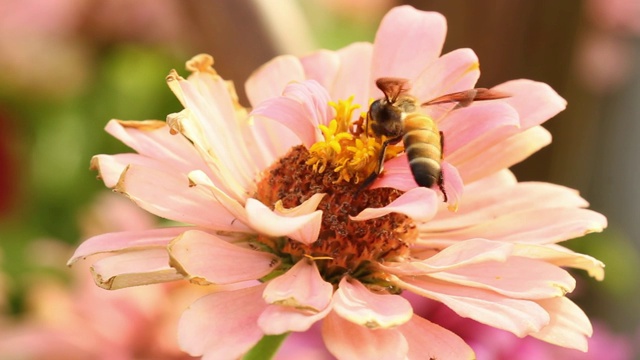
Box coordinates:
[358,138,395,193]
[438,131,448,202]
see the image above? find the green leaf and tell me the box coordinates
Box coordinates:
[243,333,289,360]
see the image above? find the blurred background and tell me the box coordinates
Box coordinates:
[0,0,638,358]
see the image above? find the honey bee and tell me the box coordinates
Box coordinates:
[363,77,510,201]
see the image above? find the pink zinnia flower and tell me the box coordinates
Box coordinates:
[71,6,606,359]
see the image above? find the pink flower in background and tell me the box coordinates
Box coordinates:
[71,6,606,359]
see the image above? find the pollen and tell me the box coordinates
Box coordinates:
[306,96,401,184]
[255,145,417,293]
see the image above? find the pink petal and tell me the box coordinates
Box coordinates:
[382,239,514,275]
[426,175,590,232]
[493,79,567,129]
[245,198,323,245]
[332,42,374,109]
[421,208,607,245]
[440,102,520,159]
[104,119,209,173]
[371,154,418,192]
[245,55,305,106]
[322,311,408,360]
[371,6,446,83]
[397,277,550,337]
[512,243,605,281]
[251,80,333,147]
[429,257,576,299]
[441,161,464,210]
[332,277,413,329]
[400,315,475,360]
[115,164,250,232]
[178,285,268,359]
[456,125,552,183]
[168,230,279,285]
[187,170,250,227]
[412,47,480,102]
[263,259,333,312]
[351,187,438,222]
[90,153,157,188]
[68,227,188,266]
[258,304,332,335]
[90,248,183,290]
[531,297,592,352]
[300,50,340,91]
[247,114,300,168]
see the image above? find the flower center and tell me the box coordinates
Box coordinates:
[253,98,416,292]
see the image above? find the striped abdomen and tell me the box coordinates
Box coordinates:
[402,113,442,188]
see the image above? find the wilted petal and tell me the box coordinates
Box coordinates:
[371,6,446,83]
[178,285,268,360]
[90,248,183,290]
[332,277,413,329]
[351,187,438,222]
[168,230,279,285]
[245,55,305,106]
[400,315,475,360]
[322,311,408,360]
[493,79,567,130]
[397,277,550,337]
[68,227,188,265]
[246,198,323,245]
[531,297,593,352]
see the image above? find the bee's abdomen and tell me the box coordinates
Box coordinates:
[402,114,441,188]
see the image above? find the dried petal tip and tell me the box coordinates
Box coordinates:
[186,53,217,74]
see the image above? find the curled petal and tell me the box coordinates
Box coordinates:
[441,161,463,211]
[493,79,567,129]
[400,315,475,360]
[322,311,408,360]
[263,259,333,312]
[332,277,413,329]
[246,198,323,245]
[371,6,446,83]
[68,227,188,266]
[351,187,438,222]
[178,285,268,359]
[168,230,279,285]
[512,243,605,281]
[531,297,593,352]
[91,248,184,290]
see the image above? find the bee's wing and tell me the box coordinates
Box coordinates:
[422,88,510,109]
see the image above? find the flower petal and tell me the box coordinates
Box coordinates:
[333,42,374,109]
[245,55,305,106]
[332,277,413,329]
[493,79,567,129]
[531,297,592,352]
[115,164,250,232]
[512,243,605,281]
[371,6,446,83]
[168,230,279,285]
[456,125,552,183]
[90,153,159,188]
[263,259,333,312]
[90,248,183,290]
[68,227,188,266]
[351,187,438,222]
[371,154,418,192]
[412,47,480,103]
[251,80,333,147]
[245,198,323,245]
[258,304,332,335]
[178,285,268,359]
[322,311,408,360]
[400,315,475,360]
[397,277,550,337]
[300,50,340,91]
[441,161,464,210]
